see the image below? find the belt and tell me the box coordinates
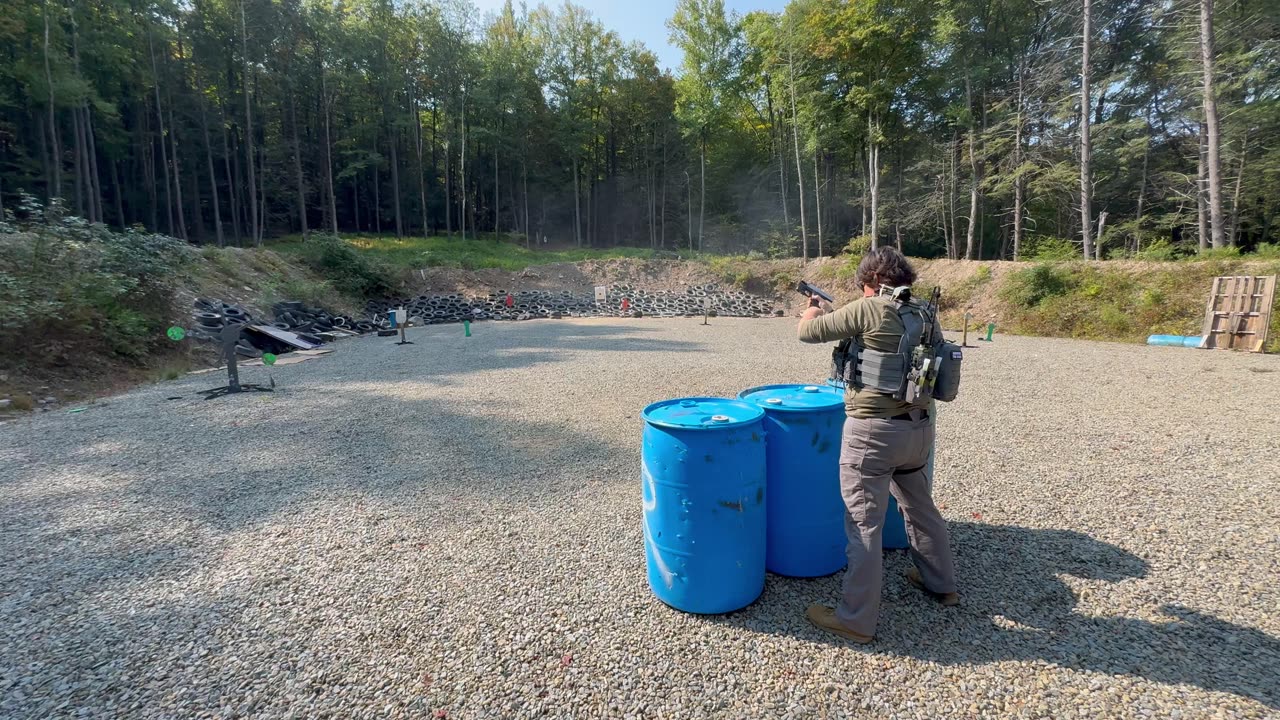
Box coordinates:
[890,411,929,421]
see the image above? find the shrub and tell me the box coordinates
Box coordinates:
[298,233,393,298]
[1023,236,1079,261]
[845,235,873,257]
[1252,243,1280,259]
[1000,264,1074,308]
[1135,239,1179,261]
[0,205,192,360]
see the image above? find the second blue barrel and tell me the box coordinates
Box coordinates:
[738,384,847,577]
[641,397,767,614]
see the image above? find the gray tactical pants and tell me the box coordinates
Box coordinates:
[836,413,957,636]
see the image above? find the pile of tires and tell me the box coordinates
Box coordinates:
[364,284,778,325]
[187,298,379,357]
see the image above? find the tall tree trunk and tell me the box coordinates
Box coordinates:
[1095,211,1108,260]
[68,7,100,223]
[768,88,789,233]
[938,170,950,259]
[788,44,808,261]
[573,157,582,247]
[411,80,427,237]
[224,120,242,245]
[198,84,224,246]
[240,0,259,245]
[894,146,904,251]
[1135,115,1149,254]
[444,138,452,237]
[1080,0,1095,260]
[860,144,868,235]
[110,159,125,228]
[143,122,159,229]
[1229,131,1248,246]
[522,160,529,248]
[660,131,667,249]
[868,118,880,247]
[459,97,466,241]
[1198,122,1209,252]
[85,107,103,223]
[169,106,188,240]
[187,123,202,242]
[699,137,706,252]
[813,149,824,256]
[352,176,359,231]
[43,0,61,203]
[494,144,499,236]
[1013,60,1025,261]
[686,170,693,251]
[72,104,86,217]
[289,93,307,236]
[149,30,175,236]
[322,70,338,234]
[949,131,959,258]
[373,162,381,234]
[257,143,265,242]
[1199,0,1225,248]
[388,116,402,239]
[965,75,980,260]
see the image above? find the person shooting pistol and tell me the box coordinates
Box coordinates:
[796,247,964,644]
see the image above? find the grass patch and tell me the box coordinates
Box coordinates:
[995,260,1280,345]
[269,233,659,272]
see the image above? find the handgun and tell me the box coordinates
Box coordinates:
[795,280,834,304]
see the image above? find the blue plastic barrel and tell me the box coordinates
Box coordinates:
[641,397,767,614]
[737,384,847,577]
[1147,334,1204,348]
[824,379,911,549]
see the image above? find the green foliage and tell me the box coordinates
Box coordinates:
[1022,236,1079,261]
[992,260,1280,345]
[845,235,873,257]
[1252,243,1280,259]
[0,211,192,360]
[1000,264,1075,308]
[1188,246,1242,261]
[288,234,394,299]
[1135,239,1180,261]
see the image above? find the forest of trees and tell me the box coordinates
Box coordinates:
[1,0,1277,260]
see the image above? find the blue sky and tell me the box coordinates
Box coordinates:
[471,0,789,72]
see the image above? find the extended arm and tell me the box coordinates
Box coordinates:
[798,299,865,344]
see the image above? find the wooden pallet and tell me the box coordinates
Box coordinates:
[1198,275,1276,352]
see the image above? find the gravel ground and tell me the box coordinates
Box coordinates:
[2,318,1279,719]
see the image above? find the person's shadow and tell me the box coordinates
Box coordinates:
[714,522,1280,709]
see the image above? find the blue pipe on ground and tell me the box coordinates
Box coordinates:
[1147,334,1203,348]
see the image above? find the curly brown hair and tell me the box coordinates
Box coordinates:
[855,247,917,289]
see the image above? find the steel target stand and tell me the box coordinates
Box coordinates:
[198,323,275,400]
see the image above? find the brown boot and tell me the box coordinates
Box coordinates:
[805,604,874,644]
[906,567,960,606]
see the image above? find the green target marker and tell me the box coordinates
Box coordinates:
[166,326,186,341]
[262,353,278,366]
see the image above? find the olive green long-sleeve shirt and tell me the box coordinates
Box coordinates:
[798,296,941,419]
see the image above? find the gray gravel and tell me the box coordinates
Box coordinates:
[2,318,1279,719]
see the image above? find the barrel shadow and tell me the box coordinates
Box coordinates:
[709,522,1280,709]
